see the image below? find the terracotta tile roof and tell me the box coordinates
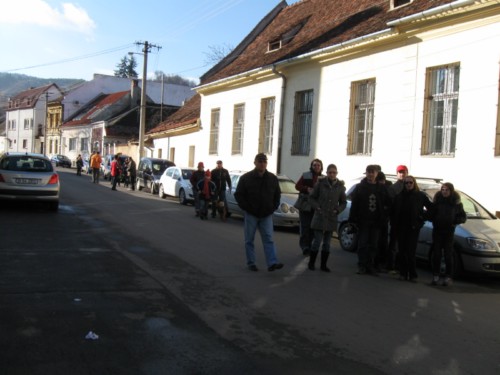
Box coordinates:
[62,91,129,127]
[147,93,200,134]
[200,0,456,84]
[7,83,60,110]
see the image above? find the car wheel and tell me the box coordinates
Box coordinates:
[179,189,187,205]
[338,222,358,252]
[159,184,166,199]
[136,179,142,191]
[150,181,157,195]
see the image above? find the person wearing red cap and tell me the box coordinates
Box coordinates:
[386,164,409,273]
[190,162,206,217]
[196,169,216,220]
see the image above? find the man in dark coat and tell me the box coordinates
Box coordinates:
[234,153,283,272]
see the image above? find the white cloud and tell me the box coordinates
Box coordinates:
[0,0,96,35]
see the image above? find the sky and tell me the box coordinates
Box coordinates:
[0,0,300,83]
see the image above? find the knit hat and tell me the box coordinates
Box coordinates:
[205,169,211,177]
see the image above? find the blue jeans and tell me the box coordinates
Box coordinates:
[243,212,278,267]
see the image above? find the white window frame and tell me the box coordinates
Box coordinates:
[209,108,220,155]
[422,63,460,156]
[259,97,275,155]
[291,90,314,155]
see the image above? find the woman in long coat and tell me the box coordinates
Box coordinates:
[307,164,347,272]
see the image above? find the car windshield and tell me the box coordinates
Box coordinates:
[279,178,298,194]
[1,156,53,172]
[182,169,193,179]
[152,161,170,175]
[425,189,495,220]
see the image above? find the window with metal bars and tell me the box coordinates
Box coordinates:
[291,90,313,155]
[259,97,275,155]
[232,104,245,155]
[209,108,220,155]
[348,79,375,155]
[422,64,460,156]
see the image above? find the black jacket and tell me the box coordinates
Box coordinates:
[392,189,433,231]
[430,192,467,232]
[349,179,391,224]
[210,167,231,192]
[234,169,281,218]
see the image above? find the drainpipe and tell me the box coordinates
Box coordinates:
[272,64,287,175]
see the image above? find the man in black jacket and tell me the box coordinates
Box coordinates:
[210,160,232,218]
[234,153,284,272]
[349,164,391,275]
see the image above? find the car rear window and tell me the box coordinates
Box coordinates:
[0,156,53,172]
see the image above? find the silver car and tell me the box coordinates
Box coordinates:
[336,176,500,277]
[158,166,195,205]
[226,170,300,227]
[0,152,60,211]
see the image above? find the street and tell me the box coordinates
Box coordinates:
[1,168,500,375]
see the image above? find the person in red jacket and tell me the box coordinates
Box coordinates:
[110,154,120,191]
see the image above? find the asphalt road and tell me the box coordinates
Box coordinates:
[1,168,500,375]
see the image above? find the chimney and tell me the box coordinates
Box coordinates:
[130,79,139,107]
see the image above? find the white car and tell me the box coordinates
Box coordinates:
[158,166,195,205]
[226,170,300,227]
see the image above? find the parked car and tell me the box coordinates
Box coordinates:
[158,166,195,204]
[226,170,300,227]
[50,154,72,168]
[101,154,129,180]
[136,157,175,194]
[336,175,500,278]
[0,152,60,211]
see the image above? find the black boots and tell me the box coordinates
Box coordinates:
[308,251,318,270]
[308,251,331,272]
[320,251,330,272]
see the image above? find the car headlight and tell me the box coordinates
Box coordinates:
[280,202,290,213]
[466,237,497,251]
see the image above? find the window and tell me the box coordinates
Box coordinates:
[209,108,220,155]
[268,39,282,52]
[495,66,500,156]
[80,137,89,152]
[391,0,413,9]
[259,97,275,155]
[291,90,314,155]
[69,137,77,151]
[22,139,28,149]
[11,120,16,130]
[348,79,376,155]
[24,119,30,130]
[422,64,460,156]
[232,104,245,155]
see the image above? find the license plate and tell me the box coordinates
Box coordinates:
[15,178,40,185]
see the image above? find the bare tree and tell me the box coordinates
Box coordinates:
[203,43,234,67]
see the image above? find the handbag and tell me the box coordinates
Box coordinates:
[294,193,311,211]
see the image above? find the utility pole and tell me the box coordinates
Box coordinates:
[135,41,161,161]
[43,91,49,155]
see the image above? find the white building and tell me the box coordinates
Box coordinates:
[188,0,500,214]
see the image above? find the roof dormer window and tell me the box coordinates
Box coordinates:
[268,39,282,52]
[391,0,413,10]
